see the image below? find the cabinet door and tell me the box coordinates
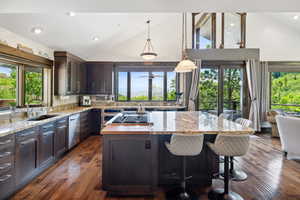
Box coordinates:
[39,130,54,167]
[104,136,155,187]
[16,137,38,184]
[54,124,68,157]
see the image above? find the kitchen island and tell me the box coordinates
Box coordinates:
[101,111,254,195]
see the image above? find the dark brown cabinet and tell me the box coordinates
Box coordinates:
[54,118,68,158]
[0,134,15,200]
[102,135,158,194]
[86,62,113,94]
[15,127,39,187]
[54,51,87,95]
[80,111,91,141]
[39,122,55,168]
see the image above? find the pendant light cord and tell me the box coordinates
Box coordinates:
[181,13,188,59]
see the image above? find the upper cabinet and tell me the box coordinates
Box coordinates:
[54,52,87,95]
[86,62,113,95]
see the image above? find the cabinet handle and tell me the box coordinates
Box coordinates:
[43,124,54,129]
[58,119,66,124]
[43,131,54,136]
[19,130,35,137]
[20,138,36,146]
[58,125,66,129]
[0,152,11,158]
[0,163,11,170]
[145,140,151,149]
[0,174,12,182]
[0,139,12,145]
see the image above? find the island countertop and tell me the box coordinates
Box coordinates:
[101,111,255,135]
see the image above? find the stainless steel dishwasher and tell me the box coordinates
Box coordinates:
[68,113,80,149]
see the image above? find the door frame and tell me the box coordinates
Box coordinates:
[197,61,249,118]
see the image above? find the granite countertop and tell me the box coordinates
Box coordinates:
[101,111,255,135]
[0,105,186,137]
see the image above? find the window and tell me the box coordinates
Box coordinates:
[131,72,149,101]
[194,13,216,49]
[271,72,300,113]
[167,72,176,100]
[152,72,164,100]
[116,69,177,101]
[117,72,128,101]
[24,67,43,106]
[0,62,17,108]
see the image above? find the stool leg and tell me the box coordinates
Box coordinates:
[229,156,248,182]
[180,156,189,200]
[208,156,244,200]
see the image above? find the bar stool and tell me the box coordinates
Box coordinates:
[207,134,250,200]
[165,134,204,200]
[228,118,252,181]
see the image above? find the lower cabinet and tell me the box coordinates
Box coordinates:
[39,122,55,168]
[102,135,158,194]
[54,118,68,158]
[15,127,39,187]
[0,134,15,200]
[80,111,91,141]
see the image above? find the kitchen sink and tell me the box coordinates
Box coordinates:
[27,114,58,121]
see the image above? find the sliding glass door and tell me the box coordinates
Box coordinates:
[198,65,245,120]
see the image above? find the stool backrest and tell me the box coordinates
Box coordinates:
[168,134,204,156]
[213,134,250,157]
[235,118,252,128]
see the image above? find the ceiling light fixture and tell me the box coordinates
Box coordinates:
[93,36,99,41]
[175,13,197,73]
[140,20,157,60]
[31,27,43,35]
[293,15,299,20]
[67,11,76,17]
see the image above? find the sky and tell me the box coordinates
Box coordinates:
[0,65,13,76]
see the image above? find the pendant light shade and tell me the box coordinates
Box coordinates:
[175,59,197,72]
[141,20,157,60]
[175,13,197,73]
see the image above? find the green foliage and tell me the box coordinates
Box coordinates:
[25,70,43,105]
[0,67,16,104]
[198,68,241,111]
[271,72,300,112]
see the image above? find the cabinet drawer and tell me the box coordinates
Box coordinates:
[0,145,14,163]
[0,161,14,176]
[41,122,55,132]
[57,117,68,125]
[0,171,14,199]
[16,127,38,141]
[0,134,15,150]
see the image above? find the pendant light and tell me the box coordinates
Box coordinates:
[140,20,157,60]
[175,13,197,73]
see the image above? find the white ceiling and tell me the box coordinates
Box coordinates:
[1,0,300,12]
[0,13,184,61]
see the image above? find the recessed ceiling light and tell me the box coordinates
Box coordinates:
[67,11,76,17]
[230,23,235,27]
[31,27,43,35]
[293,15,299,20]
[92,37,99,41]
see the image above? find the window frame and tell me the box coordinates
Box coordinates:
[0,58,48,110]
[221,13,246,49]
[24,66,44,107]
[115,63,179,102]
[0,59,18,111]
[192,13,216,49]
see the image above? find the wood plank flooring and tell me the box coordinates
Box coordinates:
[11,135,300,200]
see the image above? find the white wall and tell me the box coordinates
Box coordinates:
[0,26,54,60]
[247,13,300,61]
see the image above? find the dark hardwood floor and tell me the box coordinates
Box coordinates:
[11,135,300,200]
